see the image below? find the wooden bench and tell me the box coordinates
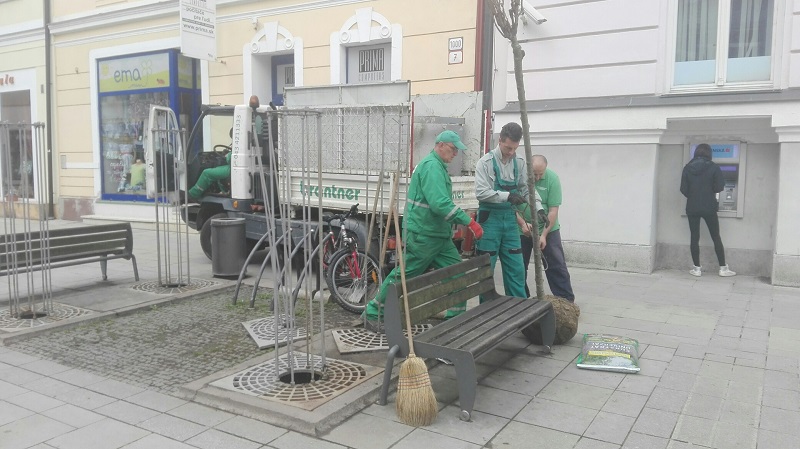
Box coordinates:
[1,223,139,282]
[378,254,555,421]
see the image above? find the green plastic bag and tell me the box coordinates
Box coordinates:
[576,334,640,373]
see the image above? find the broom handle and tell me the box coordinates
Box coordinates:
[380,173,399,267]
[362,172,383,267]
[393,199,416,355]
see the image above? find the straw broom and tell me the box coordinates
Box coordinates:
[392,198,438,426]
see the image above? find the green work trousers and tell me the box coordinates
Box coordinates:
[475,207,527,299]
[364,231,465,321]
[188,164,231,198]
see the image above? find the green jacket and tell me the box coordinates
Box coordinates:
[404,150,471,238]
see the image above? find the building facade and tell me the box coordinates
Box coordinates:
[0,0,48,218]
[1,0,483,220]
[493,0,800,286]
[2,0,797,286]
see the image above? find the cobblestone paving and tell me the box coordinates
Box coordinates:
[7,287,358,393]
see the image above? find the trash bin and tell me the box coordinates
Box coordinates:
[211,217,247,278]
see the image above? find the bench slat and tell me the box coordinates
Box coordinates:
[414,295,520,342]
[1,240,126,268]
[2,232,128,254]
[407,277,496,324]
[0,223,130,244]
[421,300,551,356]
[403,256,489,292]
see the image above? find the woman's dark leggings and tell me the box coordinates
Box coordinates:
[688,213,726,267]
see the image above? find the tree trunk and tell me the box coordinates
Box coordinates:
[510,38,545,300]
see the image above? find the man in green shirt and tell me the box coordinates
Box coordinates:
[530,154,575,302]
[363,130,483,327]
[516,192,548,298]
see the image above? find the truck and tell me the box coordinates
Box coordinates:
[144,82,485,265]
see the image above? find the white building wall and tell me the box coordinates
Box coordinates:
[496,1,800,284]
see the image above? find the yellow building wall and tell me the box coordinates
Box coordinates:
[47,0,481,212]
[0,0,43,27]
[207,0,479,101]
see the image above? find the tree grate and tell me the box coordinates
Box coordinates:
[131,278,219,294]
[242,315,308,349]
[0,303,92,332]
[331,325,432,353]
[210,352,372,410]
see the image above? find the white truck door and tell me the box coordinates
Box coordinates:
[144,106,185,199]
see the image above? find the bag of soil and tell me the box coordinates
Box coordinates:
[576,334,640,373]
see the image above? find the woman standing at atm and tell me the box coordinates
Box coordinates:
[680,143,736,277]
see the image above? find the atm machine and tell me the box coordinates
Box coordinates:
[686,141,747,218]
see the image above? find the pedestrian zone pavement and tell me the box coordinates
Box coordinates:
[1,219,800,448]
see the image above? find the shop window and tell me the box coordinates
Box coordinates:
[97,50,200,201]
[330,7,402,85]
[0,91,34,199]
[673,0,774,88]
[684,141,747,218]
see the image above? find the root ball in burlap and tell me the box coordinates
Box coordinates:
[396,355,438,426]
[522,295,580,345]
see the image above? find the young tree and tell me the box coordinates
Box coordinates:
[490,0,545,299]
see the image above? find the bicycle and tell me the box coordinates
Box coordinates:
[321,204,383,314]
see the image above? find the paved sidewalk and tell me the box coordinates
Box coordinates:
[2,219,800,448]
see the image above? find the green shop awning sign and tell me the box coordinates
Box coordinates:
[99,53,170,93]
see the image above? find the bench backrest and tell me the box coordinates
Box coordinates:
[387,254,498,327]
[0,223,133,269]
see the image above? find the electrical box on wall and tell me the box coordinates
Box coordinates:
[684,141,747,218]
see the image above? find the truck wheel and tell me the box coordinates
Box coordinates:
[199,213,228,260]
[325,249,382,314]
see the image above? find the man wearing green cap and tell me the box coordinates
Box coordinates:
[474,122,529,299]
[363,130,484,327]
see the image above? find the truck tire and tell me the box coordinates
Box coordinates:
[199,212,228,260]
[325,249,382,314]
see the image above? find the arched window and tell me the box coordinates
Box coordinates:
[243,22,303,105]
[330,7,402,85]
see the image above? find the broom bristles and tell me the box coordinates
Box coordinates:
[396,355,438,426]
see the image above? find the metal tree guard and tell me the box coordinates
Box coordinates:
[1,122,53,319]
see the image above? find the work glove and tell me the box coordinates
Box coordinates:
[536,208,550,229]
[468,219,484,240]
[507,192,526,206]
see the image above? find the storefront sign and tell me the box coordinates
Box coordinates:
[180,0,217,61]
[711,143,737,159]
[347,43,391,84]
[98,53,170,93]
[0,74,15,86]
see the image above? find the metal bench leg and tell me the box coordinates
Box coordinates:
[100,259,108,281]
[379,345,400,406]
[130,254,140,281]
[452,353,477,421]
[540,308,556,353]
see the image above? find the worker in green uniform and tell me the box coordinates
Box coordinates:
[187,151,231,200]
[474,122,529,299]
[363,130,483,329]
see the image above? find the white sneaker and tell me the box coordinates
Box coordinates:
[719,266,736,277]
[689,266,701,277]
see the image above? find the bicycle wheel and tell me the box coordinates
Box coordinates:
[325,249,382,314]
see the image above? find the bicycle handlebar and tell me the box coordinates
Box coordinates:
[322,203,360,224]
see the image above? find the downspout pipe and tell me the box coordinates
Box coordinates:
[478,0,494,113]
[475,0,495,148]
[44,0,54,218]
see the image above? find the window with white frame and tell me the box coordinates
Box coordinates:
[674,0,773,88]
